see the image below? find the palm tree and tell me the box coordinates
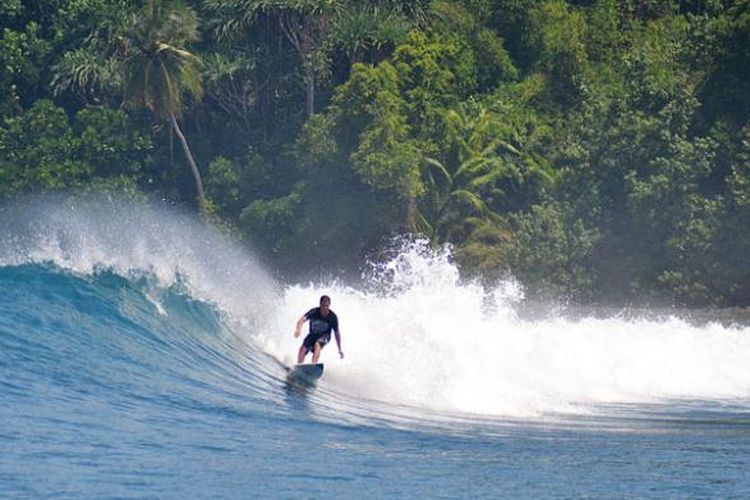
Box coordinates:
[206,0,338,118]
[332,2,413,65]
[420,102,556,243]
[420,107,522,243]
[120,0,207,218]
[206,0,423,117]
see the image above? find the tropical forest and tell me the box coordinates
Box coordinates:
[1,0,749,306]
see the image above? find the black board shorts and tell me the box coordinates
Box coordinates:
[303,332,331,353]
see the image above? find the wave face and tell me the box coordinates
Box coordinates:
[2,198,750,497]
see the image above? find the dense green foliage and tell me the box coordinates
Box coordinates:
[1,0,749,305]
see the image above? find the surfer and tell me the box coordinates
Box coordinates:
[294,295,343,364]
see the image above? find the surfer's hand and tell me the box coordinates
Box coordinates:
[339,350,344,359]
[294,329,300,338]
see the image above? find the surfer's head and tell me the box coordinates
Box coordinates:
[319,295,331,315]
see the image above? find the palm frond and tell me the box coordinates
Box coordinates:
[524,153,557,184]
[52,48,122,97]
[120,1,203,120]
[450,189,490,215]
[454,156,496,182]
[423,156,452,184]
[481,136,521,157]
[468,169,512,190]
[414,208,435,240]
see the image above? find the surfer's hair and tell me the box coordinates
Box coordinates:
[319,295,331,305]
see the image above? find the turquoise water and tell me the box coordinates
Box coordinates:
[2,200,750,498]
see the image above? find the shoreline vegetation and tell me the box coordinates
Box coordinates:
[0,0,748,307]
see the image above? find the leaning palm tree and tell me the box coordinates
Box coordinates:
[119,0,207,218]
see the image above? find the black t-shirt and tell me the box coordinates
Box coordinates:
[305,308,338,337]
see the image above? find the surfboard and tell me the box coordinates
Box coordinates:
[287,363,324,384]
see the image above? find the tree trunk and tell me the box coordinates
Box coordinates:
[278,13,317,118]
[307,70,315,118]
[170,114,208,221]
[404,195,417,233]
[169,125,174,168]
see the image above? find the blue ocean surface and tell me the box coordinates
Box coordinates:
[2,199,750,498]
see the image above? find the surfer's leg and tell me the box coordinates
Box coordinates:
[311,342,322,363]
[297,344,308,364]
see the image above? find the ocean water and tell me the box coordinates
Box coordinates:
[2,199,750,498]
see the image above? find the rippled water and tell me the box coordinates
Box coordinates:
[1,199,749,497]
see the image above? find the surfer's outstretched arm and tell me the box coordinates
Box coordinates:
[294,316,306,338]
[334,328,343,359]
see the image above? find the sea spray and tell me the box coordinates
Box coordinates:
[0,195,277,326]
[265,239,750,417]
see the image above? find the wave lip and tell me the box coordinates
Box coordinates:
[0,195,276,322]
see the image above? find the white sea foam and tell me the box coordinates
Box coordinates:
[261,240,750,417]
